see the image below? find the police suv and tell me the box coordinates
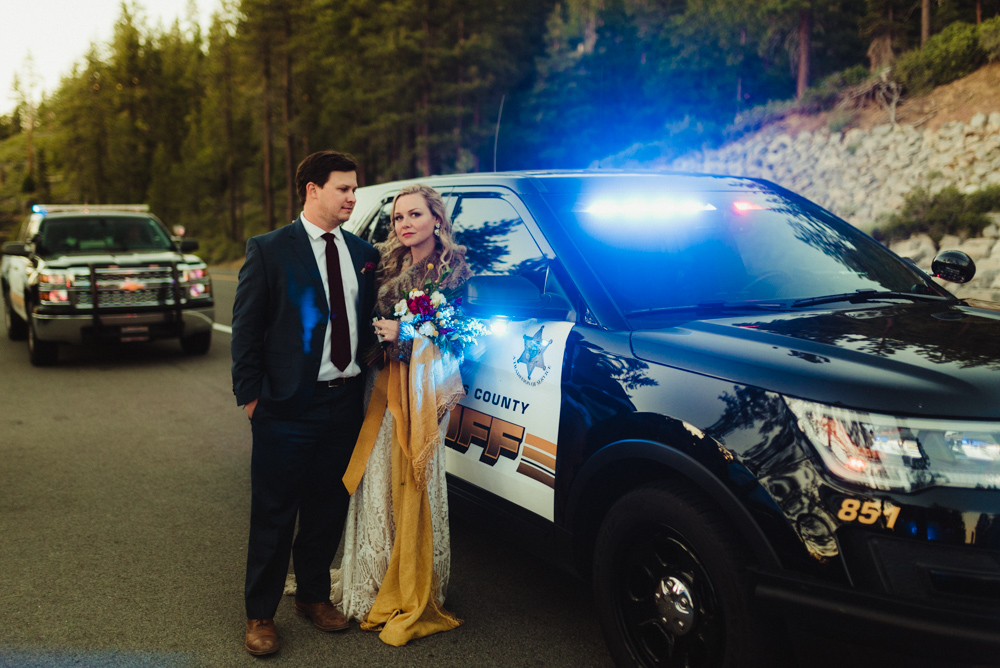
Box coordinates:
[1,204,214,365]
[346,171,1000,667]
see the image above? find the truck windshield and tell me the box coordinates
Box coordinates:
[539,183,946,319]
[37,216,174,254]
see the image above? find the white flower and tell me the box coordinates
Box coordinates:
[418,321,438,338]
[400,312,415,323]
[408,289,425,299]
[393,299,409,317]
[430,291,446,307]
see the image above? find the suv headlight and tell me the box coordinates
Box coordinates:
[785,397,1000,492]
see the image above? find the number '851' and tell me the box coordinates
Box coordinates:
[837,498,901,529]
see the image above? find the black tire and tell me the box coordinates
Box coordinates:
[180,329,212,355]
[4,292,28,341]
[27,315,58,366]
[593,483,765,668]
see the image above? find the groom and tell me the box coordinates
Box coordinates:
[231,150,379,656]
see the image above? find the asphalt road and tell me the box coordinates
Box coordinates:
[0,268,613,668]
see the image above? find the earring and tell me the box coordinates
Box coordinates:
[434,223,441,237]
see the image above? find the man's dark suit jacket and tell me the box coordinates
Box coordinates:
[231,217,379,416]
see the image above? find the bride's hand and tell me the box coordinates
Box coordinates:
[374,318,400,343]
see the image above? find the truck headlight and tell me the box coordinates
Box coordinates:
[39,272,71,286]
[179,265,211,299]
[39,289,69,303]
[785,397,1000,492]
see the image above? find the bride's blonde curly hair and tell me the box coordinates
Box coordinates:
[376,184,467,285]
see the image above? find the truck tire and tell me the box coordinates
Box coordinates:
[28,315,58,366]
[180,329,211,355]
[593,482,767,668]
[4,292,28,340]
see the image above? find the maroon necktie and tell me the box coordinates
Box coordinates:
[321,233,352,371]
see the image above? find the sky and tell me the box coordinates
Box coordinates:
[0,0,218,115]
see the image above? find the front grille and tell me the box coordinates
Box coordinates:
[69,265,179,310]
[77,289,175,307]
[94,268,173,282]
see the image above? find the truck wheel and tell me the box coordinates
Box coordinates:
[180,329,211,355]
[4,293,28,340]
[593,483,765,668]
[28,315,58,366]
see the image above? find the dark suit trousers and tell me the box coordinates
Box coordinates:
[245,380,363,619]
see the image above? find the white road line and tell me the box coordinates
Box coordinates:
[213,323,232,334]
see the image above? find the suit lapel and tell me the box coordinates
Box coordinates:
[342,231,368,316]
[288,218,327,318]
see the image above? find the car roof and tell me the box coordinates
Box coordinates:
[354,169,775,196]
[348,170,781,228]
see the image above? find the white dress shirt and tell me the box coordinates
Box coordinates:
[301,214,361,380]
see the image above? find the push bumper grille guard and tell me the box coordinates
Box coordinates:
[86,262,186,335]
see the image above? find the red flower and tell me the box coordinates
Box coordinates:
[362,261,376,274]
[408,294,434,316]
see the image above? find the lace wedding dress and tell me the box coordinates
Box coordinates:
[284,368,452,621]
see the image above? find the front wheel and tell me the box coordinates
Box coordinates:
[28,315,58,366]
[593,483,767,668]
[180,329,211,355]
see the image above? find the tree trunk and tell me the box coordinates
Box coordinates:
[977,0,982,24]
[261,45,275,232]
[795,7,812,100]
[222,41,240,242]
[418,90,431,177]
[455,17,465,172]
[921,0,931,46]
[472,103,480,172]
[282,13,296,224]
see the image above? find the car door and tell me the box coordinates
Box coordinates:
[443,187,575,522]
[6,213,40,319]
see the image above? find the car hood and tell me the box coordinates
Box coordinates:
[40,251,190,268]
[630,301,1000,419]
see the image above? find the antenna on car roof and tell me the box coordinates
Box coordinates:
[493,94,505,172]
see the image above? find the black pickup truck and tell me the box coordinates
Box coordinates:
[2,204,214,365]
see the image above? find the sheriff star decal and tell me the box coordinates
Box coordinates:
[515,326,552,385]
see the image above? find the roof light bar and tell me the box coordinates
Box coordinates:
[583,200,716,217]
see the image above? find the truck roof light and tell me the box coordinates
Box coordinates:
[582,200,716,217]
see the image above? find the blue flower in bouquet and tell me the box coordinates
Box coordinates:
[393,263,489,359]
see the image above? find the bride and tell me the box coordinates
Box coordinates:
[335,183,470,645]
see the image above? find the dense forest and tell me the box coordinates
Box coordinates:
[1,0,998,261]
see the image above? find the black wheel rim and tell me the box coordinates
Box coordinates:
[613,526,724,668]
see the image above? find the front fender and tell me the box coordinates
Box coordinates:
[566,438,782,571]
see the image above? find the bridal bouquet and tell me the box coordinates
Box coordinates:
[393,264,489,359]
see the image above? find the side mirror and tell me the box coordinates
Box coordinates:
[179,239,200,253]
[2,241,31,257]
[463,275,572,320]
[931,250,976,284]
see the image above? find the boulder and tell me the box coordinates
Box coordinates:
[889,234,937,264]
[959,237,997,261]
[939,234,964,250]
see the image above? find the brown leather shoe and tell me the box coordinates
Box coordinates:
[294,599,349,632]
[245,618,279,656]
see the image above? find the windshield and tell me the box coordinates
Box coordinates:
[37,216,174,255]
[539,183,946,321]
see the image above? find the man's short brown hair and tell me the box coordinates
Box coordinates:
[295,151,359,204]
